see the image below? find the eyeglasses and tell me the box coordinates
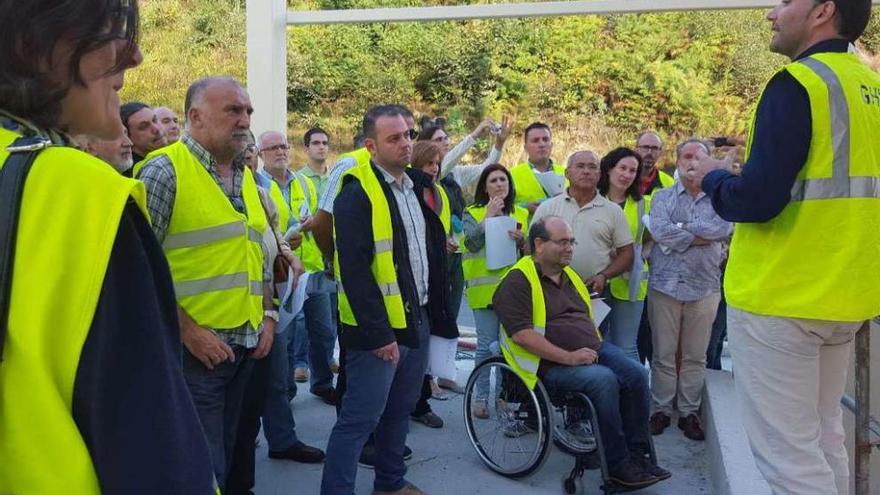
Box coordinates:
[406,129,419,140]
[636,145,662,152]
[262,144,289,153]
[244,144,256,153]
[543,237,577,247]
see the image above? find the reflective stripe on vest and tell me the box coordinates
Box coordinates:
[790,57,873,202]
[461,204,529,309]
[147,141,267,330]
[498,256,598,390]
[266,172,323,273]
[0,128,148,493]
[333,165,407,329]
[267,180,291,240]
[510,162,566,205]
[163,221,263,249]
[726,52,880,321]
[609,196,650,302]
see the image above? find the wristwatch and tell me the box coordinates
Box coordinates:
[263,309,280,322]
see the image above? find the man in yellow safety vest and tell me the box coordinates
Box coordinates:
[137,77,276,492]
[690,1,880,492]
[493,216,669,490]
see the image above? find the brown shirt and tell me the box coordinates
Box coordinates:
[493,265,602,375]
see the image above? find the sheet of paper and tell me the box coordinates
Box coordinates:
[427,336,458,381]
[536,171,565,197]
[485,215,518,270]
[590,297,612,328]
[278,271,309,332]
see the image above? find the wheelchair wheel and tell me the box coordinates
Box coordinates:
[552,393,598,456]
[463,356,552,478]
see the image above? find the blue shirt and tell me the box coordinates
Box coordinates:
[649,182,732,301]
[701,39,851,222]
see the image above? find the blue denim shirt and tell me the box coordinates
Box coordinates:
[648,181,732,301]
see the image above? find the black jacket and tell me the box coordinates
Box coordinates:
[334,163,458,351]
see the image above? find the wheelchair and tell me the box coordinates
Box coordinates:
[462,356,658,494]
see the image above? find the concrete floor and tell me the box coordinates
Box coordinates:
[253,299,712,494]
[253,364,710,495]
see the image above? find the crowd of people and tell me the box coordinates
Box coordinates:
[2,1,879,495]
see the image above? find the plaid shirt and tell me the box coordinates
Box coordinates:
[138,132,264,349]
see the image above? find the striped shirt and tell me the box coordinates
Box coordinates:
[317,157,357,214]
[377,166,430,306]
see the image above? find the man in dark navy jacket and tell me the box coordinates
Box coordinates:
[321,105,455,495]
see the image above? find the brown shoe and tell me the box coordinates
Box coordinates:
[294,367,308,383]
[372,483,428,495]
[649,412,671,436]
[678,414,705,441]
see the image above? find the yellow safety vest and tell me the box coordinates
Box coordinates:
[0,128,148,493]
[337,147,371,168]
[609,196,651,302]
[266,172,324,273]
[658,170,675,190]
[462,204,529,309]
[510,161,566,205]
[726,52,880,321]
[436,183,452,235]
[498,256,599,390]
[333,165,407,329]
[149,141,267,330]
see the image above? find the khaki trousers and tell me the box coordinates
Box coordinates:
[648,288,720,416]
[728,306,860,495]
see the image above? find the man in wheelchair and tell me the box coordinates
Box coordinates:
[492,216,670,490]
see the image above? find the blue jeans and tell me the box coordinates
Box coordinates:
[182,346,255,492]
[321,308,431,495]
[473,308,500,398]
[600,295,645,362]
[291,312,309,369]
[262,326,300,451]
[541,343,650,467]
[287,287,337,393]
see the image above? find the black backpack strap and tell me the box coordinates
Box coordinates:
[0,136,50,363]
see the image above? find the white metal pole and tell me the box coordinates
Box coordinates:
[287,0,880,26]
[247,0,288,140]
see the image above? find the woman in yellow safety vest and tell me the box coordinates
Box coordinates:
[407,140,459,428]
[0,1,216,493]
[462,164,529,417]
[597,147,650,362]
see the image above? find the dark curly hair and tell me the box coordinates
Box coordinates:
[473,163,516,215]
[0,0,139,129]
[597,147,644,202]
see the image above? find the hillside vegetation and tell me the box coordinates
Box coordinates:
[124,0,880,164]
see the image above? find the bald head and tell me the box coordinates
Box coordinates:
[529,215,575,269]
[258,130,290,176]
[183,77,253,164]
[154,106,180,143]
[567,150,598,167]
[74,130,134,174]
[565,150,601,194]
[635,131,663,173]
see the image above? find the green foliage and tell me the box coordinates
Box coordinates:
[121,0,247,111]
[125,0,879,157]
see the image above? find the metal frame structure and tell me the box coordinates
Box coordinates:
[244,0,880,485]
